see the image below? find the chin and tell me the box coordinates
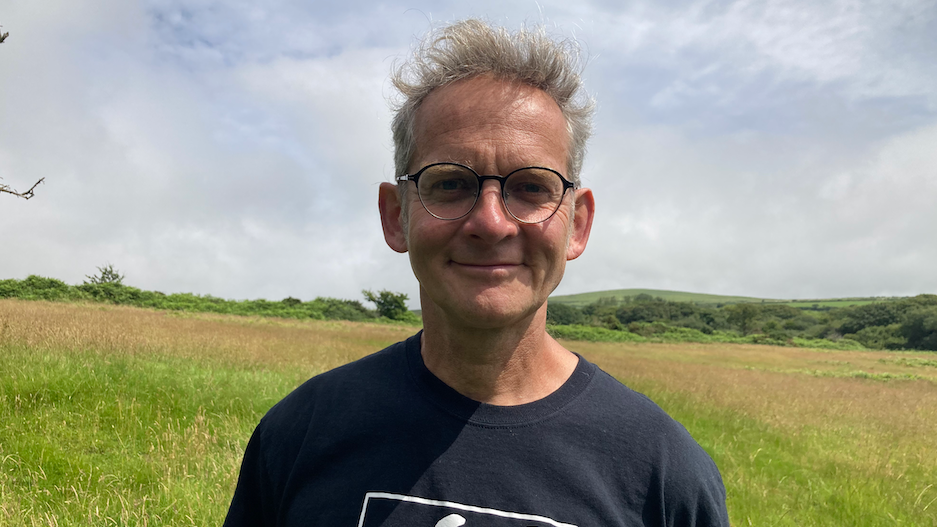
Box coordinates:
[419,279,550,328]
[448,295,545,329]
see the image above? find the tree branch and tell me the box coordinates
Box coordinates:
[1,177,45,200]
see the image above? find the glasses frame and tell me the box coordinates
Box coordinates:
[396,162,577,224]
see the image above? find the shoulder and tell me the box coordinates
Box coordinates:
[572,360,729,525]
[223,334,421,526]
[251,333,417,453]
[573,363,692,441]
[263,333,415,425]
[585,362,720,469]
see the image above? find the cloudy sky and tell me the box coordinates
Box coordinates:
[2,0,935,307]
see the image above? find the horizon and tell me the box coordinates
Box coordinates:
[2,271,928,307]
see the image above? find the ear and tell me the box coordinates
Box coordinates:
[379,182,408,253]
[566,188,594,261]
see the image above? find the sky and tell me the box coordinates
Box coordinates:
[2,0,936,308]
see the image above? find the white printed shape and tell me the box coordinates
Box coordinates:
[357,492,577,527]
[435,514,467,527]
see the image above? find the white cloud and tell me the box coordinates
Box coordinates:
[583,0,936,119]
[2,0,936,304]
[566,120,937,298]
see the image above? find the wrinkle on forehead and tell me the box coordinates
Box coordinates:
[410,75,569,174]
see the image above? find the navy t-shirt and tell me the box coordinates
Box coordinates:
[224,332,729,526]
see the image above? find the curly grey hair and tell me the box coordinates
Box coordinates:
[390,19,595,191]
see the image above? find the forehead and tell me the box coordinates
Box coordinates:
[410,76,569,172]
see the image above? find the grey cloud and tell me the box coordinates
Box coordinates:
[2,0,935,304]
[571,121,937,299]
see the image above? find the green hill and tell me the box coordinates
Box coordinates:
[549,288,899,308]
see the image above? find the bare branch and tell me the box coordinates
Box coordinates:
[0,23,8,44]
[1,177,45,200]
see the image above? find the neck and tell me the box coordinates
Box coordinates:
[418,290,578,406]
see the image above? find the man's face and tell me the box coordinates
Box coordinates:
[381,75,593,329]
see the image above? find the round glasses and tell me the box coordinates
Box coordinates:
[396,162,576,224]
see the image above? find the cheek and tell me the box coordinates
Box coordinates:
[406,217,452,262]
[533,221,572,258]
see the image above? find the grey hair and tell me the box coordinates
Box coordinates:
[390,19,595,190]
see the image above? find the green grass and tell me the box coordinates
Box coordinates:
[3,300,935,525]
[549,288,766,306]
[0,343,305,525]
[547,324,648,342]
[637,382,936,526]
[549,288,903,308]
[878,357,937,368]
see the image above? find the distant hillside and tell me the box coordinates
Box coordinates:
[548,288,901,307]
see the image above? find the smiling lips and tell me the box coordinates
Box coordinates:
[450,260,522,273]
[451,259,521,267]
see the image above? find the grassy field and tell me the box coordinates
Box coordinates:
[549,287,899,307]
[549,288,767,306]
[2,299,935,525]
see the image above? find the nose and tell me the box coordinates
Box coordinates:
[461,180,518,242]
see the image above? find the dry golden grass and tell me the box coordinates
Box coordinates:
[0,298,414,372]
[571,340,937,437]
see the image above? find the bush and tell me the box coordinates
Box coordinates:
[13,275,75,301]
[783,313,821,332]
[673,315,715,334]
[546,302,586,325]
[627,321,669,337]
[314,297,375,321]
[901,308,937,351]
[0,275,390,324]
[725,304,760,335]
[362,290,411,320]
[76,282,140,304]
[547,324,646,343]
[840,303,901,334]
[0,279,21,298]
[846,324,906,350]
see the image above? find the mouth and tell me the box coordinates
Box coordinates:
[450,261,522,273]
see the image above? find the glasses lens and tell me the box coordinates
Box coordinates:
[504,168,566,223]
[417,164,479,220]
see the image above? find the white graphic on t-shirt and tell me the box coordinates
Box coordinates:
[435,513,466,527]
[357,492,577,527]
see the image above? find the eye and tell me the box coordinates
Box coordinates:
[505,169,561,202]
[432,178,472,191]
[517,182,546,193]
[417,164,479,205]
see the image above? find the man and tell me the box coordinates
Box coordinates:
[225,19,729,526]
